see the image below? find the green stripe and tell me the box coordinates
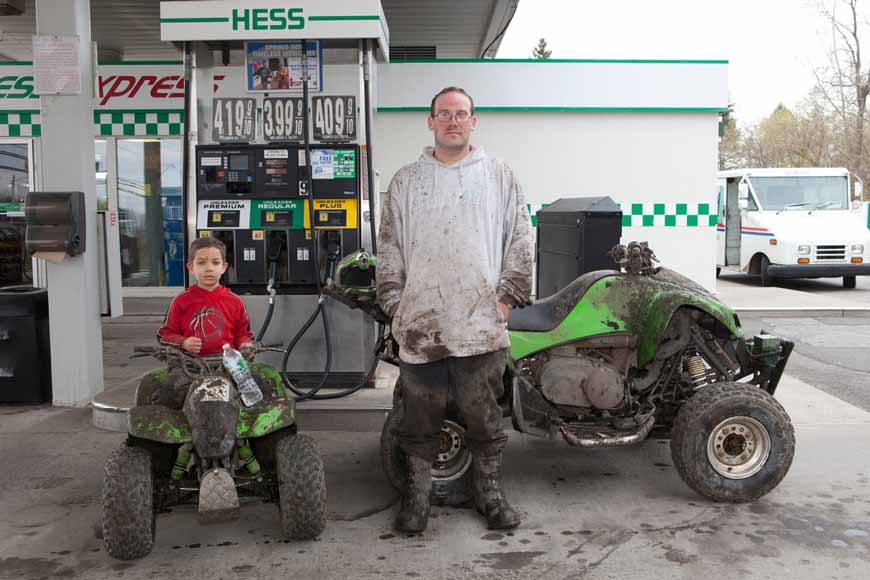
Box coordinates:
[389,58,728,64]
[0,61,32,66]
[378,106,728,113]
[0,109,40,115]
[160,17,229,23]
[309,15,380,21]
[98,60,183,66]
[94,109,184,114]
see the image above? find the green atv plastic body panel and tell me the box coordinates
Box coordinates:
[509,268,741,367]
[127,363,295,444]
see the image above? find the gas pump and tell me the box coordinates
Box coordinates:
[161,0,390,399]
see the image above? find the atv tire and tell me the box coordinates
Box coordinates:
[670,382,795,502]
[276,434,326,540]
[381,381,473,507]
[102,446,155,560]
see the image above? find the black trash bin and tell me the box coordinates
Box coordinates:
[0,286,51,404]
[535,196,623,299]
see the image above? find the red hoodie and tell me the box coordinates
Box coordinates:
[158,285,254,355]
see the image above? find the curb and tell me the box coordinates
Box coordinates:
[733,307,870,318]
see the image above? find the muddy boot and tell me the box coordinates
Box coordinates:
[473,452,520,530]
[395,455,432,533]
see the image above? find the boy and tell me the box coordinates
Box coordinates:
[158,236,254,357]
[138,237,256,409]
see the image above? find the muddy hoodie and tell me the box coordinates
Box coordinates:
[377,146,534,364]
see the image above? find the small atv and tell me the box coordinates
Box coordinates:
[326,243,796,506]
[101,345,326,560]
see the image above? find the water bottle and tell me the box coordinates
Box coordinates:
[222,344,263,407]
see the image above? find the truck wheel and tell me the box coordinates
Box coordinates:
[759,255,773,287]
[716,267,722,278]
[844,276,857,289]
[276,434,326,540]
[380,385,473,507]
[670,382,795,502]
[102,446,155,560]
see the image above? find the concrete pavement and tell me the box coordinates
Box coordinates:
[715,273,870,317]
[2,374,870,580]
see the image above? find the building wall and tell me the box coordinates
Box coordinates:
[375,110,720,290]
[374,60,727,290]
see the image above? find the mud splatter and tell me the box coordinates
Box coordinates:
[479,551,546,571]
[665,549,697,564]
[481,533,503,541]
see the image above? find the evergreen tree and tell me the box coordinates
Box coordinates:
[532,38,552,59]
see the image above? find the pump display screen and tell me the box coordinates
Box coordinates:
[316,210,347,227]
[207,210,241,227]
[230,154,249,171]
[261,209,293,227]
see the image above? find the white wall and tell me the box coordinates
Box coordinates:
[375,110,719,290]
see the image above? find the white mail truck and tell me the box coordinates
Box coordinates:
[717,167,870,287]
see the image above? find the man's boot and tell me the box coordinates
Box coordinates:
[472,452,520,530]
[395,455,432,533]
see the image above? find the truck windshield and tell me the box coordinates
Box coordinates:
[748,176,848,211]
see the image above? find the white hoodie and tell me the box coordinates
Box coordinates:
[376,146,534,364]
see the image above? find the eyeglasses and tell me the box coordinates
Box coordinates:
[433,111,472,123]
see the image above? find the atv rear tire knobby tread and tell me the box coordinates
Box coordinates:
[670,382,795,502]
[102,446,155,560]
[277,434,327,540]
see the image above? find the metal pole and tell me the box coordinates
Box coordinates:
[362,39,378,255]
[181,41,192,287]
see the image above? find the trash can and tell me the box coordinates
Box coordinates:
[0,286,51,404]
[535,196,623,299]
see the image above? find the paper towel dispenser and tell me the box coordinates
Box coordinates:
[24,192,86,257]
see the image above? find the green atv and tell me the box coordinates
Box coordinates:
[326,242,796,506]
[101,346,326,560]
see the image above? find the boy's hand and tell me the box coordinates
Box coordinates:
[239,342,257,361]
[181,337,203,354]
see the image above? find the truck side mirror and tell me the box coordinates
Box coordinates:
[738,198,749,210]
[738,181,749,199]
[855,179,863,200]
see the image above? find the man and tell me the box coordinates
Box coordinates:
[377,86,534,533]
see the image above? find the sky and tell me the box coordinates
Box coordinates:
[497,0,855,125]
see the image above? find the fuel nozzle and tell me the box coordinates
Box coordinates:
[324,232,342,286]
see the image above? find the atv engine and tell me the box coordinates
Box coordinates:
[539,349,625,410]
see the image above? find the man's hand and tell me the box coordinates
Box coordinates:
[497,302,511,323]
[239,342,257,362]
[181,337,202,354]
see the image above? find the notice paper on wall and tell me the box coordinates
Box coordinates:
[33,252,66,264]
[32,35,82,95]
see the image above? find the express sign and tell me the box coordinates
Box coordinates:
[0,65,230,107]
[0,75,37,99]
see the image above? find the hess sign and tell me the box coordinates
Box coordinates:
[313,96,356,142]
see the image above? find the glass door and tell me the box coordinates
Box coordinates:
[0,140,33,287]
[115,138,184,287]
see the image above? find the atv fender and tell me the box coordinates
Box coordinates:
[236,399,296,439]
[128,405,192,444]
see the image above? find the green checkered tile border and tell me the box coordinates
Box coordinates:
[527,202,718,227]
[0,110,41,137]
[93,109,184,136]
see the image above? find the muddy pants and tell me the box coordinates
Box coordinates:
[397,349,508,462]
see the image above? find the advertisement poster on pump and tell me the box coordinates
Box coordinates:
[244,41,322,92]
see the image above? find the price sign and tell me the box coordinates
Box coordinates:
[262,97,304,142]
[313,96,356,142]
[212,98,256,142]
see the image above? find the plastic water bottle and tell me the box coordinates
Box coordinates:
[222,344,263,407]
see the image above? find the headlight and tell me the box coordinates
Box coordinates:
[798,245,811,255]
[852,244,864,254]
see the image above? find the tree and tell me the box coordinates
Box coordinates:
[810,0,870,185]
[719,104,742,169]
[531,38,552,59]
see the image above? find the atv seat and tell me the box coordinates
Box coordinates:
[508,270,618,333]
